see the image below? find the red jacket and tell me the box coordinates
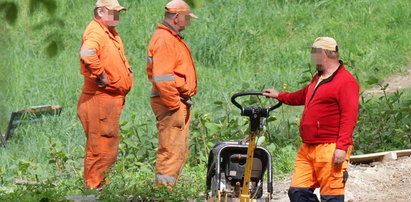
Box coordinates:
[278,62,359,151]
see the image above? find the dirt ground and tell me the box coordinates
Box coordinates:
[271,155,411,202]
[364,65,411,96]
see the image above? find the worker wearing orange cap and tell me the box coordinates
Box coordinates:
[77,0,133,189]
[146,0,198,189]
[264,37,359,202]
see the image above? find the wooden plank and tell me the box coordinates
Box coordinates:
[15,179,57,186]
[396,149,411,157]
[350,149,411,164]
[65,195,99,202]
[15,180,43,185]
[5,105,62,140]
[350,151,388,164]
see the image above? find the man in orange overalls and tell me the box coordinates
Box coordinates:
[146,0,198,189]
[264,37,359,201]
[77,0,133,189]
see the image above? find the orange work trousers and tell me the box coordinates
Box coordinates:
[150,97,191,189]
[77,93,124,188]
[290,143,352,198]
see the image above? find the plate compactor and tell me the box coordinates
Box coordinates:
[206,92,282,201]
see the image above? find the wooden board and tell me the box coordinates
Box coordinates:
[5,105,62,140]
[65,195,99,202]
[350,149,411,164]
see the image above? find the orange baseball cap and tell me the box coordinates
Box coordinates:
[165,0,198,19]
[307,37,338,52]
[96,0,127,11]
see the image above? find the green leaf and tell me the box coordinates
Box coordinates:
[256,136,265,145]
[365,76,382,86]
[267,116,277,122]
[46,40,58,57]
[0,2,18,25]
[213,101,223,105]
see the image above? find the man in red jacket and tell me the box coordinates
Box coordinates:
[264,37,359,202]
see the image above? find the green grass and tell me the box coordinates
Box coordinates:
[1,0,411,200]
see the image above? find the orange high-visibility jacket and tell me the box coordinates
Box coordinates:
[79,18,133,96]
[147,23,197,110]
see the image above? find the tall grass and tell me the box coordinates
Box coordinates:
[1,0,411,200]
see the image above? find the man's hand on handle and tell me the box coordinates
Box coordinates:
[263,89,280,99]
[264,88,347,165]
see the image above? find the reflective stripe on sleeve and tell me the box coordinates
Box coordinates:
[153,74,175,82]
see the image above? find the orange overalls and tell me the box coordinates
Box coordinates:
[77,18,133,189]
[146,22,197,188]
[288,144,352,201]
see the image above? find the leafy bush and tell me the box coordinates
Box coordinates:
[354,86,411,154]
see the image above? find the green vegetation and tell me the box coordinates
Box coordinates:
[1,0,410,200]
[355,87,411,154]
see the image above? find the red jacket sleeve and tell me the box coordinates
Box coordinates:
[152,40,180,111]
[277,85,309,106]
[336,81,360,150]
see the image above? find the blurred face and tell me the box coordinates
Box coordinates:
[97,7,120,28]
[173,13,191,31]
[311,48,326,71]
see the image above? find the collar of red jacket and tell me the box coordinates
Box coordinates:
[93,18,119,38]
[316,60,345,84]
[158,22,184,39]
